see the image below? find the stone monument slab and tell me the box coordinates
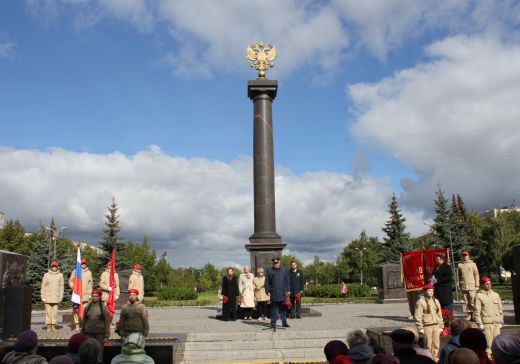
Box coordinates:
[376,264,407,304]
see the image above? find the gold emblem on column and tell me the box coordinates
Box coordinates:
[245,43,277,78]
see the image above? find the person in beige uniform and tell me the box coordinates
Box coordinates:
[41,261,64,332]
[128,263,144,302]
[69,258,94,331]
[253,268,270,321]
[99,262,120,303]
[474,276,503,356]
[414,284,443,361]
[458,250,480,320]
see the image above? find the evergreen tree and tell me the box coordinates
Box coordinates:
[0,219,34,256]
[26,227,52,303]
[99,198,127,271]
[381,194,412,264]
[449,194,468,263]
[431,186,450,248]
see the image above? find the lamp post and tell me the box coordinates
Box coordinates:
[45,226,68,268]
[355,247,366,285]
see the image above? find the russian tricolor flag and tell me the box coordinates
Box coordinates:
[71,247,83,319]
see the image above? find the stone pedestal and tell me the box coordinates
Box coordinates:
[244,79,286,274]
[376,264,407,304]
[0,250,30,339]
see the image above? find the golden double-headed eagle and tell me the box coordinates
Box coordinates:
[245,43,277,78]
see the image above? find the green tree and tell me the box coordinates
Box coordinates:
[0,219,33,255]
[431,186,450,248]
[26,227,50,303]
[339,230,381,286]
[99,198,127,270]
[303,256,336,285]
[449,194,470,263]
[381,194,412,263]
[154,254,173,289]
[281,255,303,270]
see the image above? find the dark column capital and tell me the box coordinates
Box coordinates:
[248,80,278,100]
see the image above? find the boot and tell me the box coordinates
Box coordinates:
[46,325,51,333]
[74,324,80,331]
[51,324,56,332]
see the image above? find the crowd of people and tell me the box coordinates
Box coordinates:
[220,257,305,330]
[323,327,520,364]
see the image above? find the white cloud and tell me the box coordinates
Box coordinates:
[349,35,520,212]
[0,42,16,58]
[0,146,424,266]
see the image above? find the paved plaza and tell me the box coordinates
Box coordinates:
[31,302,516,338]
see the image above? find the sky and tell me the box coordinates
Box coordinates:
[1,0,520,268]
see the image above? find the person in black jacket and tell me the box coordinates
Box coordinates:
[390,328,435,364]
[265,257,290,330]
[221,267,239,321]
[431,253,454,312]
[288,261,305,319]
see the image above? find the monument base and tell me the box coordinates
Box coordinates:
[376,298,408,304]
[245,238,286,273]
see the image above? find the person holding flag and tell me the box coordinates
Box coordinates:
[99,252,120,309]
[69,251,93,331]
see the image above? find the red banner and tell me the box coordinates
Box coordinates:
[401,248,448,292]
[107,249,116,317]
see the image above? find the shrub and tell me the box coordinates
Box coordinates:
[304,283,372,298]
[157,286,198,300]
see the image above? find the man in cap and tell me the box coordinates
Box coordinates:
[265,256,291,330]
[414,284,444,361]
[82,290,111,341]
[0,330,47,364]
[289,261,305,319]
[390,328,435,364]
[118,289,149,339]
[128,263,145,302]
[69,258,93,331]
[457,250,480,320]
[41,261,64,333]
[99,261,120,304]
[474,276,503,356]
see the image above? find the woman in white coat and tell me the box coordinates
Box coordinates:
[239,265,255,320]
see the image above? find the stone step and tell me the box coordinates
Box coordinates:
[183,347,325,362]
[185,337,340,351]
[185,329,346,342]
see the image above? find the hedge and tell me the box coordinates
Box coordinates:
[304,283,372,298]
[157,286,198,300]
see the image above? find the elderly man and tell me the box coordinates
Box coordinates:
[128,263,145,302]
[474,276,503,356]
[390,328,435,364]
[457,251,479,320]
[414,284,444,361]
[118,289,149,339]
[41,261,64,333]
[265,257,291,331]
[69,258,93,331]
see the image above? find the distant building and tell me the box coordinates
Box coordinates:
[75,241,103,255]
[483,206,520,218]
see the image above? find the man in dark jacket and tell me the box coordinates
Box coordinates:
[118,289,149,338]
[289,261,305,319]
[390,329,435,364]
[265,257,290,330]
[431,253,454,312]
[221,267,239,321]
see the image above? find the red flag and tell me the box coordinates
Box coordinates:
[107,248,116,316]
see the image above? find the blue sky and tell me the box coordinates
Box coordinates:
[1,1,520,267]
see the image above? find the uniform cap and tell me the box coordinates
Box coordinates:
[423,284,434,290]
[128,288,139,295]
[481,276,492,284]
[81,258,87,264]
[91,289,102,296]
[134,263,142,270]
[271,257,280,263]
[50,261,59,267]
[462,250,470,255]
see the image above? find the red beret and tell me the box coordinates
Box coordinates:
[134,263,141,270]
[462,250,470,255]
[91,289,102,296]
[81,258,87,264]
[128,289,139,295]
[423,284,434,290]
[481,276,492,284]
[50,261,59,267]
